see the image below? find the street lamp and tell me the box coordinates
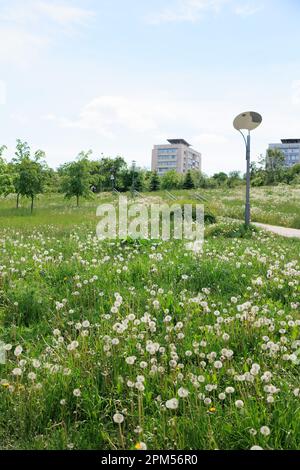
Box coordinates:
[233,111,262,227]
[110,173,115,193]
[131,160,136,198]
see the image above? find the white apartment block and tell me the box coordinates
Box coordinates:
[268,139,300,167]
[152,139,202,176]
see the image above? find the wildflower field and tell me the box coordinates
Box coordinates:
[0,192,299,451]
[163,185,300,229]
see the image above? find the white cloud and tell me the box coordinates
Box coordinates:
[45,95,177,138]
[148,0,228,24]
[37,92,276,174]
[42,94,249,174]
[148,0,262,24]
[43,94,240,144]
[0,1,94,27]
[235,3,263,17]
[35,1,95,27]
[0,1,94,65]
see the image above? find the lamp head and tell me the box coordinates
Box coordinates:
[233,111,262,131]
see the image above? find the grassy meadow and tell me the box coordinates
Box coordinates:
[1,184,299,229]
[0,188,299,450]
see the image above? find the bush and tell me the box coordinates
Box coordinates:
[206,221,258,239]
[204,212,217,225]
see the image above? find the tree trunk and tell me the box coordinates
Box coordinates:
[31,195,34,214]
[77,195,79,207]
[16,193,20,209]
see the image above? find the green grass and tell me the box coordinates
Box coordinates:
[0,191,299,450]
[1,185,299,229]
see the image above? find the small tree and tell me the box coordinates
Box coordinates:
[265,149,286,184]
[60,151,92,207]
[227,171,242,188]
[161,170,181,190]
[18,150,47,213]
[149,171,160,191]
[212,172,228,186]
[12,140,31,208]
[183,170,195,189]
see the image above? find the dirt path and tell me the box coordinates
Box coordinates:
[254,222,300,239]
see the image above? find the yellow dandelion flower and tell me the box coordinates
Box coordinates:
[135,442,147,450]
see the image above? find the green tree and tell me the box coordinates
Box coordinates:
[265,148,286,184]
[97,156,127,191]
[119,167,143,193]
[89,160,106,193]
[287,163,300,185]
[0,146,15,196]
[12,140,31,208]
[60,151,93,207]
[189,170,204,189]
[149,171,160,191]
[212,172,228,186]
[161,170,182,190]
[290,162,300,176]
[43,168,63,193]
[17,149,48,213]
[227,171,242,188]
[183,170,195,189]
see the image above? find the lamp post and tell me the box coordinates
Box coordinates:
[131,160,136,198]
[110,173,115,193]
[233,111,262,227]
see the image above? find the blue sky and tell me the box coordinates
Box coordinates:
[0,0,300,174]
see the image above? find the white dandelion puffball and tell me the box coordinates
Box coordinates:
[214,361,223,369]
[204,398,212,406]
[28,372,37,381]
[235,400,244,409]
[113,413,124,424]
[14,345,23,357]
[73,388,81,397]
[260,426,271,436]
[125,356,136,365]
[165,398,179,410]
[251,446,263,450]
[178,387,189,398]
[32,359,41,369]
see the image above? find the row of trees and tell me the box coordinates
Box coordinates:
[1,140,300,211]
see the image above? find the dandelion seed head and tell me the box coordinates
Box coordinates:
[113,413,124,424]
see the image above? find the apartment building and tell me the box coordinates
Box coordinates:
[152,139,202,175]
[268,139,300,167]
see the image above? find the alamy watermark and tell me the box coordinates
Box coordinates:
[0,81,6,105]
[0,341,6,365]
[96,196,204,251]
